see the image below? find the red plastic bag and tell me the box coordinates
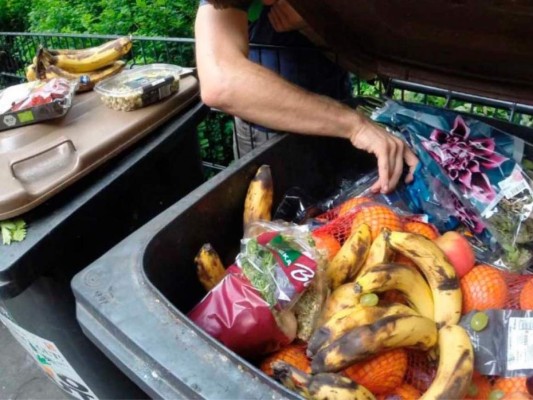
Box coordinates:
[188,265,293,358]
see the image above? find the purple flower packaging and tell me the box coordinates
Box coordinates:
[374,101,533,272]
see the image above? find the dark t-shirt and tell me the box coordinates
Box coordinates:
[198,1,351,101]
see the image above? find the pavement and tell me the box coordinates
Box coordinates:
[0,322,70,400]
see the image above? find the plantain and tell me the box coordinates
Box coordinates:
[40,36,132,73]
[327,223,371,290]
[36,60,125,92]
[420,325,474,400]
[194,243,226,291]
[356,227,393,278]
[312,313,438,373]
[272,361,375,400]
[308,302,418,356]
[320,282,360,324]
[355,263,434,320]
[387,231,462,327]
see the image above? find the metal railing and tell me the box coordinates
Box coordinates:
[1,32,533,175]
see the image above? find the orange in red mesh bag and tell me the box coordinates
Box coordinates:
[343,348,408,395]
[351,203,403,241]
[520,278,533,310]
[465,372,493,400]
[461,265,509,314]
[259,342,311,376]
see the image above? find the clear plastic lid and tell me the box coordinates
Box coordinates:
[94,63,183,98]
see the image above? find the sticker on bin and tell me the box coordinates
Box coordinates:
[507,317,533,371]
[0,311,98,400]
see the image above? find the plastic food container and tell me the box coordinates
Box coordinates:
[0,78,77,131]
[94,64,183,111]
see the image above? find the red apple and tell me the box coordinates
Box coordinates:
[434,231,475,278]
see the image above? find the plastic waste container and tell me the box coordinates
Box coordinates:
[71,134,376,399]
[1,76,207,399]
[72,1,533,398]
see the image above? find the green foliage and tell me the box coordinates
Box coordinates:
[27,0,198,37]
[197,111,235,167]
[0,0,31,32]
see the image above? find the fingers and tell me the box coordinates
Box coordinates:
[268,0,306,32]
[403,146,419,183]
[389,138,404,191]
[374,146,391,194]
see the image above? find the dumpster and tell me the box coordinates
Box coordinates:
[1,75,207,399]
[72,1,533,399]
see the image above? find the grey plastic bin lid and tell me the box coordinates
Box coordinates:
[0,74,199,220]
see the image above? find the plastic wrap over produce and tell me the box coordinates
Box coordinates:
[373,100,533,272]
[189,222,326,358]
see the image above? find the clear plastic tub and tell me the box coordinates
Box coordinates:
[94,64,183,111]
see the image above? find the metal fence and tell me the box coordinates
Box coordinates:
[1,32,533,175]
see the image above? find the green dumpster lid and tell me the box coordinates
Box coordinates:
[288,0,533,105]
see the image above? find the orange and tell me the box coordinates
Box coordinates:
[403,221,439,240]
[338,196,373,217]
[520,278,533,310]
[312,232,341,261]
[351,204,402,241]
[376,383,421,400]
[502,393,533,400]
[461,265,509,314]
[493,377,528,397]
[259,343,311,376]
[465,372,492,400]
[343,348,408,395]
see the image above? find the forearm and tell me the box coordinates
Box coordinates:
[208,57,364,140]
[195,5,365,141]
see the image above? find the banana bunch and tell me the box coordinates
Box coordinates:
[272,361,375,400]
[243,164,273,232]
[25,36,132,92]
[326,223,371,289]
[304,228,473,399]
[194,243,226,291]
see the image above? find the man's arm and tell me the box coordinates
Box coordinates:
[195,4,417,193]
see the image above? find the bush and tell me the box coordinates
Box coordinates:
[27,0,198,37]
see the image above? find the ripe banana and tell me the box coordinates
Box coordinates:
[243,165,273,231]
[387,231,462,327]
[327,223,371,289]
[26,64,37,81]
[41,36,132,73]
[36,60,125,92]
[194,243,226,291]
[420,325,474,400]
[308,302,418,356]
[356,227,393,278]
[320,283,360,323]
[355,263,434,320]
[312,314,438,373]
[272,361,376,400]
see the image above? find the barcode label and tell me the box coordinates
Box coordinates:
[503,179,530,199]
[507,317,533,371]
[498,167,531,200]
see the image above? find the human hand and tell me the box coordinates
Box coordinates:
[266,0,307,32]
[350,113,418,193]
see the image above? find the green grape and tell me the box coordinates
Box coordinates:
[467,383,479,397]
[488,390,505,400]
[470,311,489,332]
[360,293,379,307]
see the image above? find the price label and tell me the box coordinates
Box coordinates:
[0,311,98,400]
[507,317,533,371]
